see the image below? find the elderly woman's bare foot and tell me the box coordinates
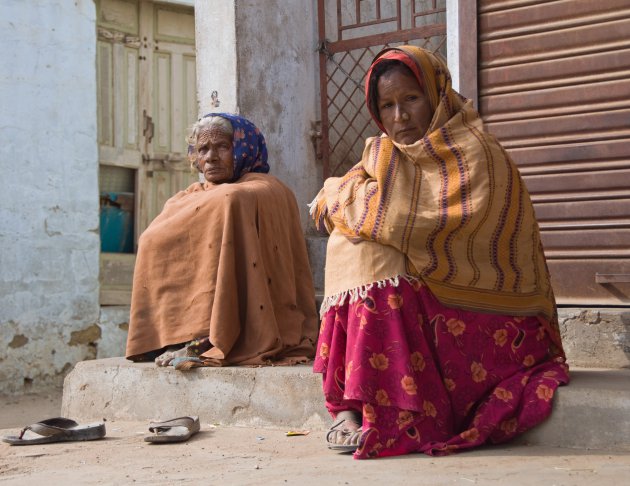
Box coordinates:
[154,345,188,367]
[326,410,362,451]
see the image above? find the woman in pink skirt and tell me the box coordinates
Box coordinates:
[310,46,568,459]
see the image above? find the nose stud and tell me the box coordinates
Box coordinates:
[401,112,409,121]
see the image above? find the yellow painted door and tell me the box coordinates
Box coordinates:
[96,0,198,305]
[137,1,198,235]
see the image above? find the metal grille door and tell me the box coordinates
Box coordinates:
[317,0,447,179]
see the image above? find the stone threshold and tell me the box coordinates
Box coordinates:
[62,358,630,452]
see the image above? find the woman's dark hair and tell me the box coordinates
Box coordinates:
[367,59,416,122]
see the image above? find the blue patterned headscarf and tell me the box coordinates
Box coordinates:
[188,112,270,181]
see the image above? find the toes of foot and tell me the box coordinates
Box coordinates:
[329,427,361,445]
[155,352,174,366]
[342,430,361,446]
[155,344,191,366]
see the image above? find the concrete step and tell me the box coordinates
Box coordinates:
[62,358,630,452]
[63,358,328,430]
[516,367,630,451]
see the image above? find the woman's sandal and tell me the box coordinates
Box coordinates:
[325,410,362,452]
[144,416,200,443]
[2,417,106,445]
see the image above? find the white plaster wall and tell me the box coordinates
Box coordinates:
[195,0,321,229]
[97,306,130,359]
[0,0,100,393]
[446,0,461,92]
[237,0,321,228]
[195,0,238,114]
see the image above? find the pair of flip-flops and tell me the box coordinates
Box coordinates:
[2,416,200,445]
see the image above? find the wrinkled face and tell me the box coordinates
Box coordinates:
[196,128,234,183]
[376,66,432,145]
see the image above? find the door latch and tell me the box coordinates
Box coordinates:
[310,120,322,160]
[143,110,154,144]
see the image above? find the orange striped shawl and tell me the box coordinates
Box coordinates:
[313,95,561,350]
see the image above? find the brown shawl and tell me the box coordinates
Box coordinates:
[126,173,318,365]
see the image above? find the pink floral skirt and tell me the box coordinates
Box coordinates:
[313,279,569,459]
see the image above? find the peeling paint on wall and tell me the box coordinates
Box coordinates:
[558,309,630,368]
[8,334,29,348]
[69,324,102,346]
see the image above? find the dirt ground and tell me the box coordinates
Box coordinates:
[0,389,63,430]
[1,390,629,485]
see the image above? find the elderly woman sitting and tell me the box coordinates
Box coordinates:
[126,113,318,368]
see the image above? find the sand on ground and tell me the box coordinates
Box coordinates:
[1,390,629,485]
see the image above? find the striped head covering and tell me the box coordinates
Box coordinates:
[312,46,563,352]
[365,45,466,135]
[188,113,269,181]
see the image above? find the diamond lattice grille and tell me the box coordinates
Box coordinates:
[324,36,446,177]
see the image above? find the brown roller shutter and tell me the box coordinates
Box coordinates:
[478,0,630,306]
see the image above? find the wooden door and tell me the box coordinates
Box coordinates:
[97,0,198,305]
[136,1,198,236]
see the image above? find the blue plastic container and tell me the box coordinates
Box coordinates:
[100,192,134,253]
